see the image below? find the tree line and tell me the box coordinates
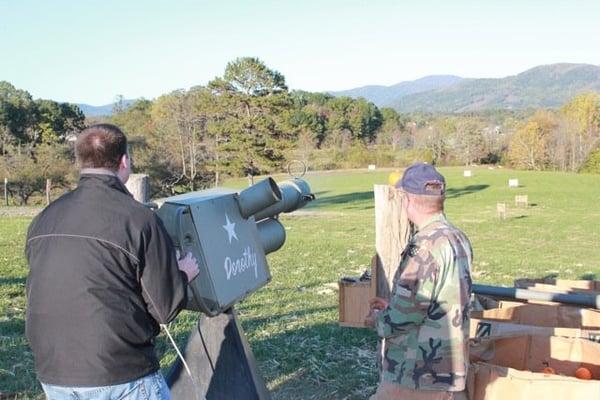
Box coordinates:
[1,57,599,204]
[0,81,84,204]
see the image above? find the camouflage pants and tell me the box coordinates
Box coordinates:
[369,381,469,400]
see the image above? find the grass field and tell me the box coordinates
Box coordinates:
[1,167,599,398]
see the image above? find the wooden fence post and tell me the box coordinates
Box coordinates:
[374,185,411,299]
[125,174,150,203]
[3,177,7,206]
[496,202,507,219]
[45,179,52,205]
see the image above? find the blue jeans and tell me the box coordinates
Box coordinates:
[41,371,171,400]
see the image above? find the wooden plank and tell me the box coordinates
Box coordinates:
[374,184,411,299]
[125,174,149,203]
[370,255,378,299]
[3,177,7,206]
[45,178,51,205]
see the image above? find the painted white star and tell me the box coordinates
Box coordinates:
[222,213,238,244]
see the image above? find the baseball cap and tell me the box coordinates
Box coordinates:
[395,163,445,196]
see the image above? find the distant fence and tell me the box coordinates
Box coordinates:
[3,175,150,206]
[3,177,56,206]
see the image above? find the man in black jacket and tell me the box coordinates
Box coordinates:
[26,124,199,399]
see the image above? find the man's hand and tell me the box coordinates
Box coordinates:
[369,297,389,311]
[177,252,199,283]
[364,297,389,327]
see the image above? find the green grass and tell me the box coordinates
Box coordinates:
[0,217,37,398]
[1,167,599,398]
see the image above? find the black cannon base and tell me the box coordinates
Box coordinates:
[165,308,270,400]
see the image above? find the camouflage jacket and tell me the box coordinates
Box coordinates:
[375,213,473,391]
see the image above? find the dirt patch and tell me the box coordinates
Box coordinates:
[285,210,346,217]
[0,207,43,217]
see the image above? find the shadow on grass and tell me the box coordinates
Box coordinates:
[0,277,26,286]
[0,316,25,336]
[250,321,377,399]
[312,190,330,198]
[446,184,489,199]
[542,273,559,280]
[312,191,374,208]
[241,305,337,330]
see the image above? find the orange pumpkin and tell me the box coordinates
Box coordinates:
[574,367,593,380]
[541,367,556,375]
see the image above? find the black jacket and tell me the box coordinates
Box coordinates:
[25,173,188,386]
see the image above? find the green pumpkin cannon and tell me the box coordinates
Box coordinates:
[154,177,314,400]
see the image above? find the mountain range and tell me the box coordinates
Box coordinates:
[76,100,137,117]
[330,63,600,113]
[75,63,600,116]
[329,75,463,107]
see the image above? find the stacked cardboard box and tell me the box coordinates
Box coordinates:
[469,279,600,399]
[468,335,600,399]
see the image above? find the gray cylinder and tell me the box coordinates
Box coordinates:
[253,179,313,221]
[236,178,282,219]
[256,218,286,254]
[473,284,600,309]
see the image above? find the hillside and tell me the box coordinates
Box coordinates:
[393,64,600,112]
[329,75,463,107]
[331,64,600,112]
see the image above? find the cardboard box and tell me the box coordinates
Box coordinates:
[468,362,600,400]
[470,302,600,329]
[339,256,379,328]
[515,277,600,292]
[468,335,600,400]
[470,317,600,342]
[338,278,375,327]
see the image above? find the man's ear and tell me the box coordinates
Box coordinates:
[119,154,129,170]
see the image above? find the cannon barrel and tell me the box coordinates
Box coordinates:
[236,178,282,219]
[253,178,314,221]
[473,284,600,309]
[256,218,286,254]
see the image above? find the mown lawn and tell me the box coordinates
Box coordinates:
[1,167,599,398]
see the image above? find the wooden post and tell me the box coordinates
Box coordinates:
[3,177,8,206]
[45,178,52,205]
[496,202,507,219]
[125,174,149,203]
[374,185,411,299]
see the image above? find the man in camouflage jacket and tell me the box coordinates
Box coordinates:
[367,163,472,400]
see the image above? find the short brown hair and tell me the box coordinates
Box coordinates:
[75,124,127,171]
[406,192,445,213]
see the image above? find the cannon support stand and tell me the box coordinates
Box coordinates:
[166,307,270,400]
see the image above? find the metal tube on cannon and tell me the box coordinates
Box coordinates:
[253,178,314,221]
[256,218,286,254]
[236,178,282,219]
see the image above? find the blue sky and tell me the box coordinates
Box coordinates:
[1,0,600,105]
